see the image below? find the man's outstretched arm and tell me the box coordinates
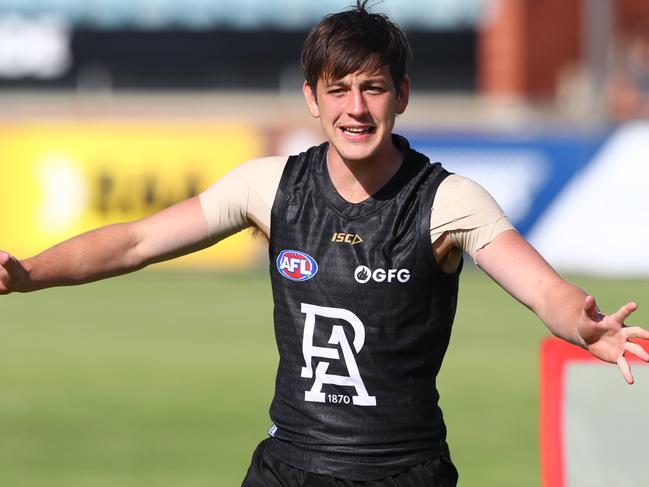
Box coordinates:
[475,229,649,384]
[0,196,213,294]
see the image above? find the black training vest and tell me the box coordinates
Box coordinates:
[266,136,461,481]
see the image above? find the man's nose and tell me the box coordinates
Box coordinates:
[346,87,368,116]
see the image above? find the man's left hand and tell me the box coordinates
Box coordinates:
[578,296,649,384]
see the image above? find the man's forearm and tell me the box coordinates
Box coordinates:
[3,197,216,295]
[19,222,145,292]
[475,230,590,348]
[532,278,589,348]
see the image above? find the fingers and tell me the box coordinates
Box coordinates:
[0,251,9,282]
[617,338,649,385]
[0,252,20,275]
[625,326,649,340]
[0,251,14,277]
[0,251,17,272]
[0,268,8,294]
[612,301,639,324]
[624,341,649,362]
[0,251,18,294]
[583,295,599,320]
[617,355,634,385]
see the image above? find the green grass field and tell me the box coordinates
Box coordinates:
[1,268,647,486]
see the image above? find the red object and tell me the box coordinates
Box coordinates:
[539,337,649,487]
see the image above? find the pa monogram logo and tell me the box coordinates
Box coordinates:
[300,303,376,406]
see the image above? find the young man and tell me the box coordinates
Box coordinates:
[1,2,647,486]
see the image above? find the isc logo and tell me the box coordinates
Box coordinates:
[276,250,318,282]
[331,232,363,245]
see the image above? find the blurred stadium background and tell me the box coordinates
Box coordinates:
[1,1,648,486]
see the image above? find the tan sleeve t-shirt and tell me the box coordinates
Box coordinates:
[198,156,514,261]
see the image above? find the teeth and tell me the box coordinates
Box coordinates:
[343,127,371,134]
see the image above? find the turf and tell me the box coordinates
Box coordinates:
[1,268,647,486]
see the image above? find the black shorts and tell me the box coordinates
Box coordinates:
[241,439,459,487]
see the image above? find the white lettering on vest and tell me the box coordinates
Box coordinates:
[279,256,312,276]
[300,303,376,406]
[354,265,411,284]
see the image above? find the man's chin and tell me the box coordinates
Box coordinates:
[330,142,380,164]
[338,151,378,165]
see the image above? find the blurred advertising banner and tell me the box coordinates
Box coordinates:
[0,122,264,269]
[0,15,474,92]
[406,122,649,276]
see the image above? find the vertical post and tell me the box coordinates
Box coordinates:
[581,0,615,120]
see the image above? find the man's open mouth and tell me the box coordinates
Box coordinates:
[341,126,375,135]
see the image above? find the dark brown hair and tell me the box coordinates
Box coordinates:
[301,0,412,90]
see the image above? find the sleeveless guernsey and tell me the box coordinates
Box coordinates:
[266,136,461,481]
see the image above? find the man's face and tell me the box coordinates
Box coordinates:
[303,65,409,166]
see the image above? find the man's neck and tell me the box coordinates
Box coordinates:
[326,142,404,204]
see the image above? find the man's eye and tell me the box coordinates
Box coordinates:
[366,86,385,93]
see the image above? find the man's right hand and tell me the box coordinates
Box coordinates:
[0,251,27,294]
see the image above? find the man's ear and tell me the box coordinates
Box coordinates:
[303,81,320,118]
[396,75,410,115]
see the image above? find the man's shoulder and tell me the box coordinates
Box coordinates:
[433,174,504,219]
[438,174,486,197]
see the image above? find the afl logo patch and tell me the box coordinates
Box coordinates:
[276,250,318,282]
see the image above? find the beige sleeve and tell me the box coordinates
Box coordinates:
[430,175,515,261]
[198,156,287,241]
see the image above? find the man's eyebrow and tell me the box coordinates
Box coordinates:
[323,79,349,88]
[323,75,388,87]
[361,77,388,84]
